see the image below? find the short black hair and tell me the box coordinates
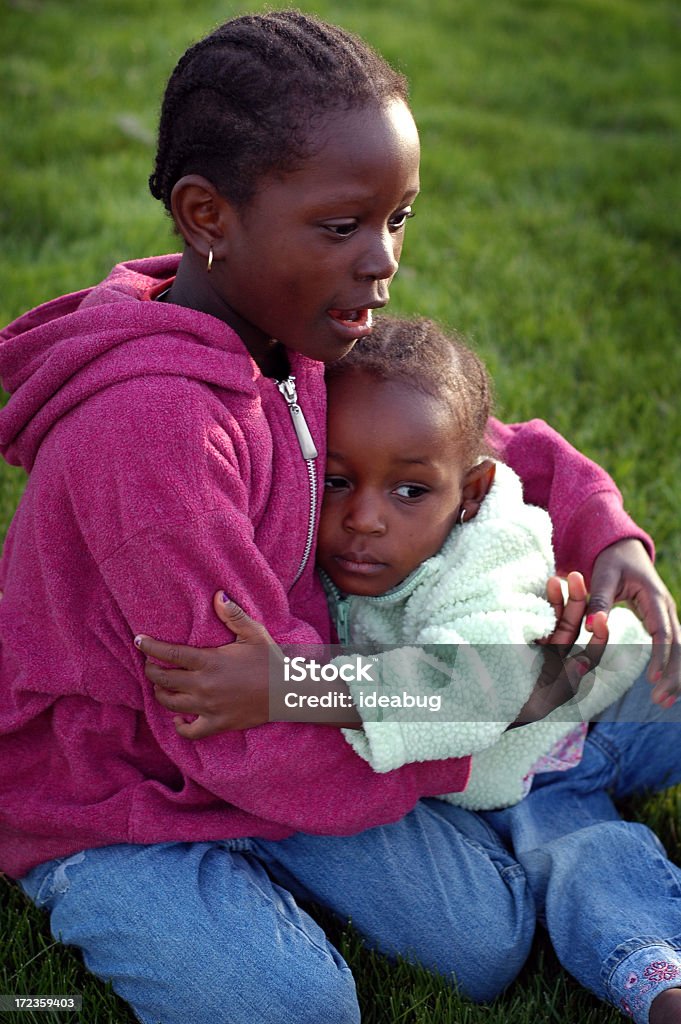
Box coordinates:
[149,9,409,210]
[325,316,494,464]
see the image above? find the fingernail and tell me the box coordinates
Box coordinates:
[650,670,662,683]
[134,635,144,648]
[585,615,595,630]
[575,657,591,677]
[664,695,677,709]
[220,591,231,604]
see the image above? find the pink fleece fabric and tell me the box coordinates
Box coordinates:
[0,255,652,878]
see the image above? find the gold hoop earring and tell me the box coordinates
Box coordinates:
[207,246,214,273]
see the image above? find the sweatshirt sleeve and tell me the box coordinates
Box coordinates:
[487,417,654,582]
[73,380,471,834]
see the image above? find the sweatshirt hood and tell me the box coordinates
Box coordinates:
[0,255,263,471]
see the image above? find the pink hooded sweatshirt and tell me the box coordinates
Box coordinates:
[0,255,651,879]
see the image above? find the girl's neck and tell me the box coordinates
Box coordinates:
[167,249,289,378]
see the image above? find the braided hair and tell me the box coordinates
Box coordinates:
[149,9,409,210]
[326,317,494,465]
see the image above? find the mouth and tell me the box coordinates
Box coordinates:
[326,301,386,340]
[334,552,387,576]
[327,307,372,329]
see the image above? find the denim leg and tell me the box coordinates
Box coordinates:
[253,797,536,1003]
[591,664,681,800]
[19,841,359,1024]
[484,669,681,1023]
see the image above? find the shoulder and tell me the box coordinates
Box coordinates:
[60,374,242,467]
[31,373,262,555]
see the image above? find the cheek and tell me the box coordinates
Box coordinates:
[318,500,340,544]
[409,510,458,560]
[392,233,406,263]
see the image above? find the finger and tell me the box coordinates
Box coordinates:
[637,595,673,685]
[144,659,198,693]
[652,644,681,707]
[134,634,204,669]
[585,559,618,624]
[550,572,588,649]
[649,596,681,703]
[536,608,608,690]
[565,570,587,603]
[537,576,566,649]
[572,611,609,670]
[558,616,609,711]
[582,608,608,644]
[545,575,565,620]
[212,592,271,645]
[153,684,203,715]
[174,714,220,740]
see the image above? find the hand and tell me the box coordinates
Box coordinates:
[587,539,680,705]
[135,594,283,739]
[512,572,609,726]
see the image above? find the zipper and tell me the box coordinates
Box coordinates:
[319,571,351,645]
[277,376,318,586]
[334,593,351,645]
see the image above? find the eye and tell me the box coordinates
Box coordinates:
[388,207,415,232]
[324,475,350,491]
[393,483,428,500]
[323,221,358,238]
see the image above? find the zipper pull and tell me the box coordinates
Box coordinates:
[335,596,350,646]
[277,377,318,460]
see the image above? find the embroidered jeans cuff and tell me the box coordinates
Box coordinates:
[608,944,681,1023]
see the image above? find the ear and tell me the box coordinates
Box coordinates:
[458,459,496,523]
[169,174,233,261]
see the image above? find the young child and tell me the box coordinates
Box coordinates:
[1,11,679,1024]
[317,317,649,811]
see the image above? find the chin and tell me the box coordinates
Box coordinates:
[340,578,387,598]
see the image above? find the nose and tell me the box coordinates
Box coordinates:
[343,490,387,535]
[354,227,400,282]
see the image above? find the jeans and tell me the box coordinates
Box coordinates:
[19,672,681,1024]
[19,800,532,1024]
[485,672,681,1022]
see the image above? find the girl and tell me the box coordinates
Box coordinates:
[319,317,650,811]
[316,319,681,1023]
[0,11,678,1024]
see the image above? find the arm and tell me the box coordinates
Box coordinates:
[145,476,607,757]
[487,416,653,576]
[489,416,680,698]
[145,575,612,750]
[86,382,472,832]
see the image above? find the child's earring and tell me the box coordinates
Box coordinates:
[206,246,214,273]
[459,507,467,525]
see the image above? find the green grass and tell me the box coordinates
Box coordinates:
[1,0,680,1020]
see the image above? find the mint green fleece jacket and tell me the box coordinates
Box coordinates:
[324,462,650,810]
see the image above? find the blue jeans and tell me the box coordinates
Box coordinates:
[19,672,681,1024]
[19,801,532,1024]
[485,673,681,1023]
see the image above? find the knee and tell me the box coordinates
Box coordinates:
[263,956,360,1024]
[462,867,535,1001]
[290,965,360,1024]
[410,867,535,1003]
[451,916,535,1003]
[148,949,360,1024]
[97,963,358,1024]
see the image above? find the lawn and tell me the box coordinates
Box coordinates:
[1,0,680,1021]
